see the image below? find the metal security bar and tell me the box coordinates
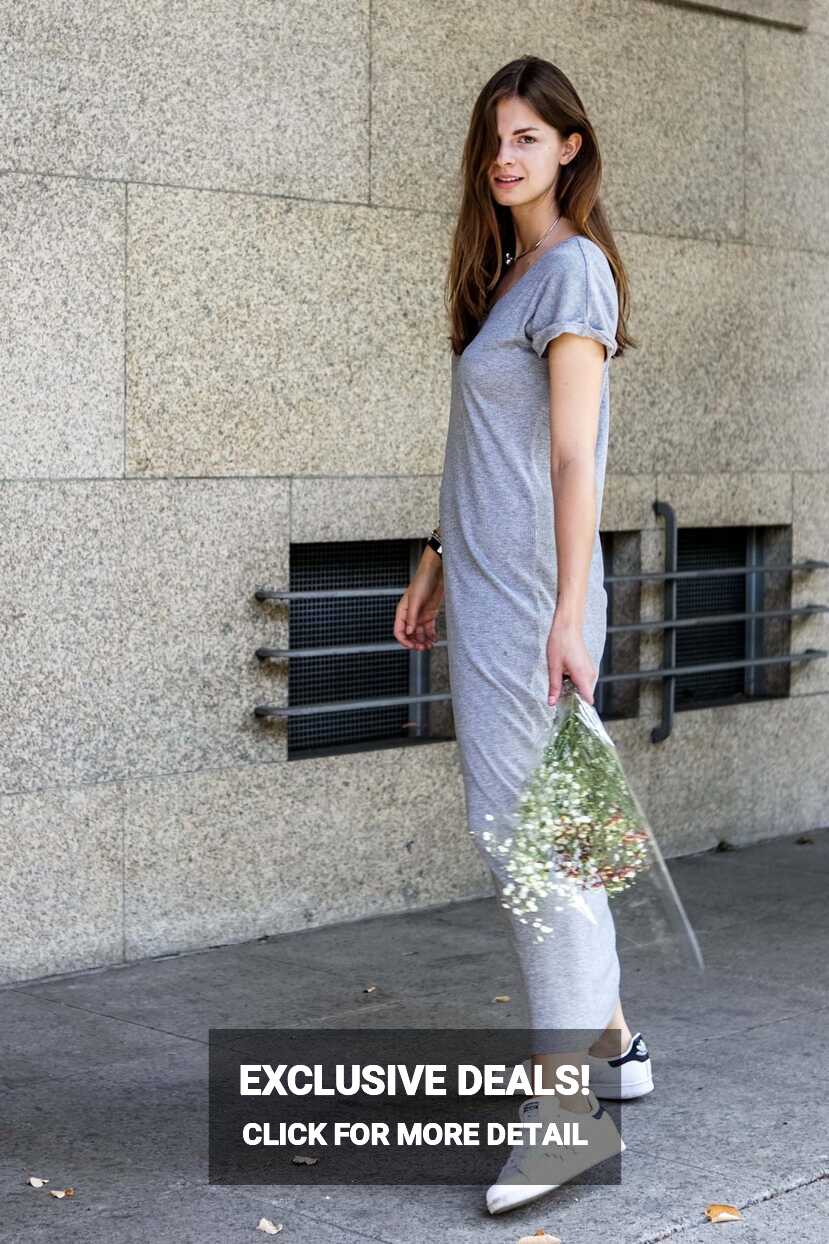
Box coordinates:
[647,500,827,741]
[254,505,828,742]
[278,539,430,754]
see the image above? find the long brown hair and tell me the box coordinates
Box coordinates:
[445,55,636,359]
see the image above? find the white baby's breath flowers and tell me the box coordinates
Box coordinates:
[475,688,652,943]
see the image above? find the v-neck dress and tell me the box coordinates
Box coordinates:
[438,235,621,1039]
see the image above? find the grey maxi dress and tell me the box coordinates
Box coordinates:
[438,235,621,1042]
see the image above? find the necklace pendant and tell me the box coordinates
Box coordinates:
[504,252,514,266]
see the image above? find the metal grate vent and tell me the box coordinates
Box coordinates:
[675,526,747,707]
[288,539,413,755]
[595,531,614,719]
[255,506,825,746]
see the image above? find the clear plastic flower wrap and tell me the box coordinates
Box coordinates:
[476,675,705,971]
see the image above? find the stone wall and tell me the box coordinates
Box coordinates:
[1,0,827,982]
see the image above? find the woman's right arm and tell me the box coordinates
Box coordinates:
[544,332,606,705]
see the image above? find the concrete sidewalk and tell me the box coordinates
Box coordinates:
[2,829,828,1242]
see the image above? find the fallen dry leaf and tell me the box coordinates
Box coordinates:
[48,1187,75,1199]
[518,1231,561,1244]
[705,1203,743,1222]
[256,1217,284,1234]
[290,1154,319,1166]
[493,994,511,1003]
[27,1176,49,1188]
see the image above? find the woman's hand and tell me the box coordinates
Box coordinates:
[546,615,597,706]
[393,551,444,651]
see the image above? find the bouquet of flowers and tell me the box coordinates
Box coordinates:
[477,676,703,968]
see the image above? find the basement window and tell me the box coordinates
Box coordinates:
[674,525,792,710]
[287,539,453,759]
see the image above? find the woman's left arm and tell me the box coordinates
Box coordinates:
[545,332,607,707]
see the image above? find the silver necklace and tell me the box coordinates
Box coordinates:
[504,213,561,267]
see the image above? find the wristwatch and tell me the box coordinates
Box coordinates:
[426,525,442,557]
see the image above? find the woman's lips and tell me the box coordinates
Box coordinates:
[495,176,523,186]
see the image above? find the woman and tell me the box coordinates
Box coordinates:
[394,56,651,1214]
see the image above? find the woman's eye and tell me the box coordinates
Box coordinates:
[519,136,537,144]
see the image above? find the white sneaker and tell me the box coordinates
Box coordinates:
[485,1090,625,1215]
[509,1032,654,1101]
[586,1031,654,1100]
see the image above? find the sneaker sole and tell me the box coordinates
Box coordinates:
[486,1138,627,1214]
[592,1069,654,1100]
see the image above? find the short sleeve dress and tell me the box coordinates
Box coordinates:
[438,234,621,1033]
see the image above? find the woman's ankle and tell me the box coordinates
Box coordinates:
[588,1027,633,1058]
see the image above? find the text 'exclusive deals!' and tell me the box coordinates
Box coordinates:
[208,1028,624,1186]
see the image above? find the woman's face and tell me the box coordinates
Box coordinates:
[488,95,575,205]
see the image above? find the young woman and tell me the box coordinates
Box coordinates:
[394,56,652,1214]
